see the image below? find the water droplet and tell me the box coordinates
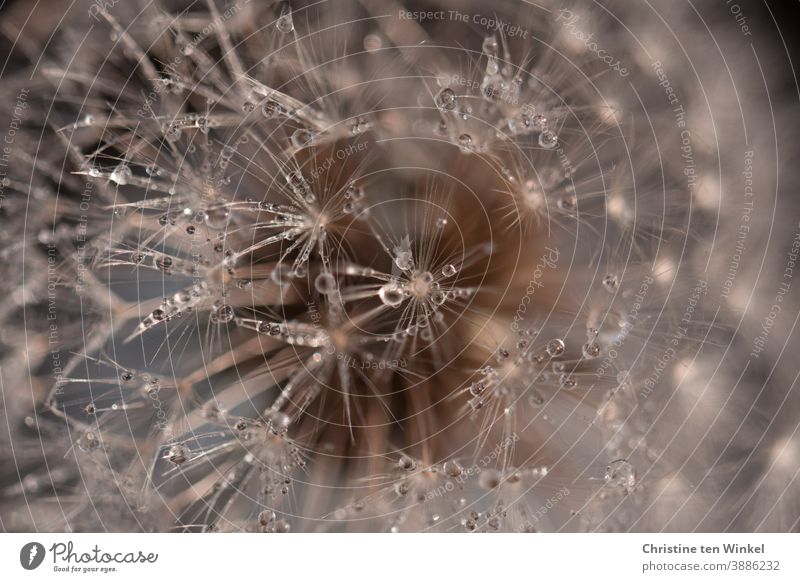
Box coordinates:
[507,112,532,134]
[363,33,382,52]
[605,459,635,492]
[261,99,285,119]
[164,123,182,143]
[205,206,231,229]
[258,510,276,526]
[469,381,486,396]
[602,274,619,292]
[495,347,510,363]
[479,469,501,490]
[557,195,576,211]
[345,184,364,200]
[110,165,132,185]
[545,338,565,357]
[441,264,457,277]
[582,341,601,359]
[559,374,577,389]
[528,390,545,406]
[178,39,194,56]
[350,116,370,134]
[265,409,290,432]
[539,130,558,149]
[480,365,495,377]
[394,253,413,271]
[213,303,234,323]
[257,321,281,335]
[155,256,173,273]
[195,116,210,134]
[291,128,313,149]
[444,461,463,478]
[78,431,100,452]
[393,239,414,271]
[276,2,294,34]
[286,171,309,195]
[458,133,473,153]
[203,402,221,420]
[271,263,293,287]
[398,454,416,471]
[314,272,336,294]
[482,35,498,57]
[166,444,190,465]
[436,88,457,111]
[435,217,448,228]
[378,282,405,307]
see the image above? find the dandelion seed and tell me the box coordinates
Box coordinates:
[7,0,784,536]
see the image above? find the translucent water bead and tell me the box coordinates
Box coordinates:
[276,2,294,34]
[604,459,636,493]
[378,282,405,307]
[436,88,457,111]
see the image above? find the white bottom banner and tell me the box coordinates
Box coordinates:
[1,533,797,581]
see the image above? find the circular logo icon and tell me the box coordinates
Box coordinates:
[20,542,46,570]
